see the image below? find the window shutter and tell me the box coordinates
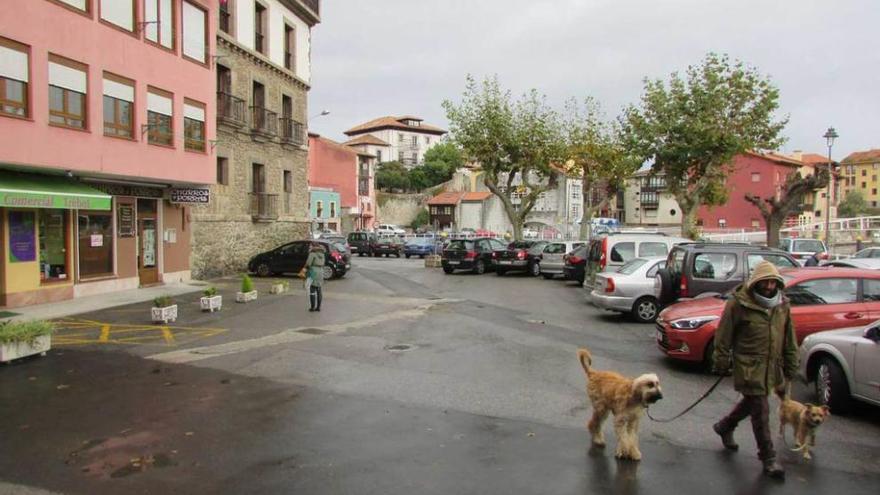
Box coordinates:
[0,44,28,82]
[49,61,86,93]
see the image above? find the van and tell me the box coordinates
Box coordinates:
[584,233,690,291]
[347,231,377,257]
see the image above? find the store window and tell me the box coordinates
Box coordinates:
[78,211,114,278]
[38,209,69,282]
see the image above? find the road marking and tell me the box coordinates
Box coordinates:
[161,326,175,344]
[52,318,225,347]
[99,325,110,343]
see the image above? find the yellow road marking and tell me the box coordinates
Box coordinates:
[51,318,226,347]
[99,325,110,343]
[161,326,175,344]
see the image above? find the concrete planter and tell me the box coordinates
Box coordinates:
[424,255,442,268]
[236,290,258,303]
[0,335,51,363]
[200,295,223,312]
[269,283,288,295]
[151,305,178,324]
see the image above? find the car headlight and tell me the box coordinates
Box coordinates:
[669,315,719,330]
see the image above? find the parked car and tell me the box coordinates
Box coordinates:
[655,243,799,305]
[376,224,406,236]
[585,233,689,291]
[320,235,350,255]
[540,241,587,280]
[347,231,377,257]
[372,236,404,257]
[563,244,589,286]
[589,257,667,323]
[248,240,350,279]
[779,238,828,265]
[442,238,507,274]
[821,258,880,270]
[853,247,880,259]
[495,240,549,276]
[655,266,880,368]
[404,237,436,258]
[798,320,880,413]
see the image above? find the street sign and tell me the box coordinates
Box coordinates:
[169,188,210,204]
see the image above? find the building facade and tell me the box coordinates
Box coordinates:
[0,0,216,307]
[308,133,376,233]
[343,116,446,168]
[191,0,319,279]
[840,149,880,209]
[624,169,682,226]
[308,187,340,232]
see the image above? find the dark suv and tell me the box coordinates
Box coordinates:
[655,243,799,305]
[442,237,508,274]
[495,240,549,276]
[347,231,377,257]
[248,240,351,279]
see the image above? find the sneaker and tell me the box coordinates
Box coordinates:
[762,459,785,479]
[713,422,738,451]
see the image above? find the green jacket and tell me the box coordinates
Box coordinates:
[713,285,798,396]
[305,251,325,287]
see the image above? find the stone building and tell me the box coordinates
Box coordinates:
[343,115,446,169]
[191,0,320,278]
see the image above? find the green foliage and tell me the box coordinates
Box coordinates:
[411,209,430,230]
[375,144,464,193]
[623,53,788,238]
[241,274,255,293]
[838,190,869,218]
[0,320,54,345]
[203,286,218,297]
[376,161,410,191]
[153,295,174,308]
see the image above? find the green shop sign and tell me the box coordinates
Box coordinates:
[0,171,112,211]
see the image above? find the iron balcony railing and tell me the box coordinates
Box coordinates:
[279,117,305,145]
[217,92,245,125]
[250,193,279,221]
[250,106,277,135]
[219,7,231,33]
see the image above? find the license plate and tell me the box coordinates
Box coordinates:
[498,260,512,265]
[448,261,460,265]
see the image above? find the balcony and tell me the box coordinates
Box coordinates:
[217,92,245,127]
[219,8,231,34]
[358,176,371,193]
[279,117,305,145]
[250,193,279,222]
[250,106,277,136]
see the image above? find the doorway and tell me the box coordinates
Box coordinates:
[137,199,159,286]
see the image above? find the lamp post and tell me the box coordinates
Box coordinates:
[823,126,838,252]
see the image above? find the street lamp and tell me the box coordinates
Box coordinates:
[823,126,838,251]
[309,109,330,120]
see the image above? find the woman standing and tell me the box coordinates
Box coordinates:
[305,243,325,312]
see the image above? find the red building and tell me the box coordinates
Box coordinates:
[308,133,376,231]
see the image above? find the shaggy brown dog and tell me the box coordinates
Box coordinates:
[577,347,663,461]
[775,386,829,460]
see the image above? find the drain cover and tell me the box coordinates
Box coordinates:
[384,344,412,351]
[297,328,328,335]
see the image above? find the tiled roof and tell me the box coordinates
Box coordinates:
[800,153,830,165]
[462,191,492,201]
[311,135,358,156]
[427,192,464,205]
[343,134,391,147]
[746,151,803,167]
[842,149,880,163]
[344,115,447,136]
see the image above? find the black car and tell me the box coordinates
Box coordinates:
[371,236,403,257]
[248,240,351,279]
[562,244,588,285]
[347,231,377,257]
[442,238,507,274]
[495,240,549,276]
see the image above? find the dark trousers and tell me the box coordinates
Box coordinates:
[309,286,322,310]
[717,394,775,460]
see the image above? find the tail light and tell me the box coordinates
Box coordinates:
[492,252,498,259]
[569,255,583,265]
[516,250,527,260]
[599,238,608,270]
[679,275,689,298]
[330,251,343,262]
[605,278,616,293]
[464,251,477,260]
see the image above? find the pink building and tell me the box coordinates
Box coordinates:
[0,0,216,307]
[308,133,376,231]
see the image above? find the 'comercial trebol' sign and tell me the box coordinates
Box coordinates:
[169,188,210,204]
[0,192,110,210]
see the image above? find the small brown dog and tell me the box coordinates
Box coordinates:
[775,385,830,460]
[577,347,663,461]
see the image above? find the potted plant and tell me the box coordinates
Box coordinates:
[270,279,290,295]
[151,295,178,324]
[236,274,258,303]
[200,286,223,312]
[0,320,54,363]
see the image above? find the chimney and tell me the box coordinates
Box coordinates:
[791,149,803,161]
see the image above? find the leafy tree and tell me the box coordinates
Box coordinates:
[408,167,429,191]
[623,53,788,238]
[443,75,565,240]
[745,169,829,247]
[422,142,464,186]
[411,208,430,230]
[563,98,640,239]
[375,161,410,192]
[838,190,868,218]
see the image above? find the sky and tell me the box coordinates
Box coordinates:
[308,0,878,161]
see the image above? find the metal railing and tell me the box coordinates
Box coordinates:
[219,8,231,33]
[250,193,279,221]
[250,106,277,135]
[279,117,305,144]
[217,92,245,125]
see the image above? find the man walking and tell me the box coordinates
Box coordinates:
[712,261,798,479]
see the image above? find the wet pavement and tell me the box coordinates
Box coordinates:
[2,257,879,494]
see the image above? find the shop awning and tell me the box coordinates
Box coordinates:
[0,171,112,211]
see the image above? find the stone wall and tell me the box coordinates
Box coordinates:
[376,192,429,228]
[191,219,308,279]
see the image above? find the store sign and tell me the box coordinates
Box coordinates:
[170,188,210,204]
[0,191,110,210]
[8,211,36,263]
[117,205,135,238]
[91,183,164,199]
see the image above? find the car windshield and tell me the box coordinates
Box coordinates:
[509,241,533,249]
[793,240,825,252]
[447,240,474,250]
[617,258,649,275]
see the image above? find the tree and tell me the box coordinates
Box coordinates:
[423,141,464,178]
[563,98,640,239]
[443,75,564,240]
[745,168,829,248]
[838,190,869,218]
[623,53,788,238]
[411,208,430,230]
[375,161,410,192]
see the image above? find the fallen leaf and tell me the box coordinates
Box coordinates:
[527,432,535,437]
[56,384,70,390]
[185,432,194,436]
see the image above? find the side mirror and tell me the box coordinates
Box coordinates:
[864,325,880,343]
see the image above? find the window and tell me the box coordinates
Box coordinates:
[874,176,878,182]
[103,74,134,138]
[864,280,880,302]
[38,209,69,282]
[219,0,233,34]
[316,200,323,218]
[182,1,207,63]
[283,170,292,213]
[862,182,867,189]
[609,242,635,263]
[184,100,206,151]
[100,0,135,31]
[692,253,737,280]
[618,258,648,275]
[216,157,229,185]
[638,242,668,257]
[398,151,404,162]
[330,202,336,218]
[398,133,404,143]
[48,57,87,129]
[144,0,174,48]
[751,172,760,182]
[746,254,797,275]
[78,210,114,278]
[284,24,295,70]
[646,261,666,278]
[147,88,173,146]
[751,219,760,229]
[376,149,382,162]
[873,189,877,195]
[254,2,267,54]
[862,169,867,177]
[0,38,29,118]
[786,278,858,305]
[544,243,566,254]
[55,0,88,11]
[411,135,418,146]
[718,219,727,228]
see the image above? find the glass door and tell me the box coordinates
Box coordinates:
[137,199,159,286]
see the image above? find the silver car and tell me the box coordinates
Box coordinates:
[540,241,587,279]
[853,247,880,259]
[799,320,880,413]
[588,256,666,323]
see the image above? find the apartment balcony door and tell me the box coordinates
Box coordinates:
[137,199,159,286]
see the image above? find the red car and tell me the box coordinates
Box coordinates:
[656,267,880,366]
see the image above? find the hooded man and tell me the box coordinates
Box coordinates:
[712,261,798,480]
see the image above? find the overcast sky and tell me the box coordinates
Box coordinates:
[309,0,878,160]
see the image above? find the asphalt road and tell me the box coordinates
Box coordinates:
[1,256,878,494]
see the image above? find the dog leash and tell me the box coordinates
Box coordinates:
[646,375,726,423]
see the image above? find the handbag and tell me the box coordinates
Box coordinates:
[297,267,307,279]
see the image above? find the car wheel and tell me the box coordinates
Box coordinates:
[656,268,677,305]
[420,255,425,259]
[443,266,454,274]
[396,252,402,258]
[703,339,716,372]
[405,254,411,259]
[256,263,271,277]
[322,265,335,280]
[632,296,660,324]
[473,260,486,275]
[530,262,541,277]
[542,273,554,280]
[496,269,506,277]
[815,357,852,413]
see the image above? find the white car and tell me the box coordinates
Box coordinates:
[376,224,406,236]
